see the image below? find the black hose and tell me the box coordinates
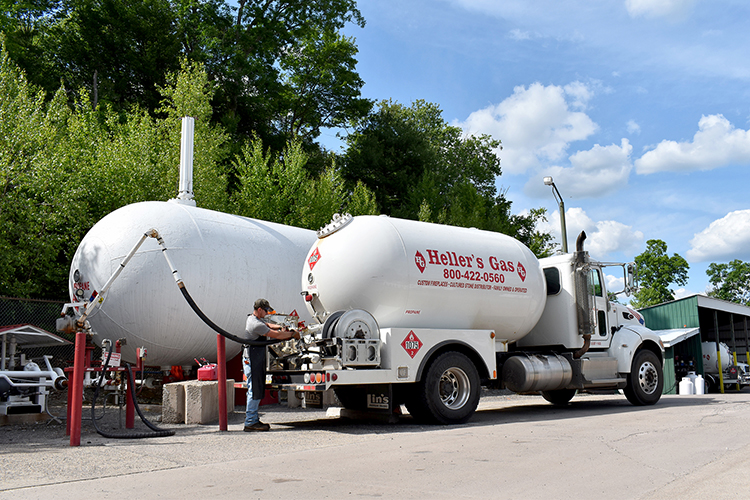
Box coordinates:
[124,363,174,435]
[91,343,175,439]
[178,283,281,347]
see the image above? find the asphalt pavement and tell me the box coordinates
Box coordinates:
[2,390,750,499]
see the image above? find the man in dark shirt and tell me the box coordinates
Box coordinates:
[243,298,297,431]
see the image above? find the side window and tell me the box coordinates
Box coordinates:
[589,269,603,297]
[544,267,561,295]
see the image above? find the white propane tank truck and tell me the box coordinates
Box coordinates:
[268,214,665,424]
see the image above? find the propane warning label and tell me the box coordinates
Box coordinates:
[308,247,321,270]
[401,331,423,359]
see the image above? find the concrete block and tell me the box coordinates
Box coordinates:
[322,389,336,406]
[162,381,187,424]
[163,379,234,424]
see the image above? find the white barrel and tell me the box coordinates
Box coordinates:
[679,377,694,395]
[702,342,732,373]
[687,371,698,388]
[69,201,316,366]
[694,375,705,395]
[302,215,546,341]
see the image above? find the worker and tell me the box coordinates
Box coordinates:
[243,298,298,431]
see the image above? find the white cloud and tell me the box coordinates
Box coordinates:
[532,139,633,198]
[687,209,750,262]
[458,82,598,175]
[627,120,641,135]
[538,207,644,259]
[624,0,697,21]
[605,274,626,295]
[508,29,532,40]
[635,114,750,174]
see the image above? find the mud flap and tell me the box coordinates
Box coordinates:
[338,384,399,423]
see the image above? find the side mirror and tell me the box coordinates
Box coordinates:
[626,263,636,296]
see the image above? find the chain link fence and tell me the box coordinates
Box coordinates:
[0,296,75,371]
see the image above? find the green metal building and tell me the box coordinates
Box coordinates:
[639,295,750,395]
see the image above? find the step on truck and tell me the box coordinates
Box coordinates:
[268,214,665,424]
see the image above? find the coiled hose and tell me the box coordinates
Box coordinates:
[91,342,175,439]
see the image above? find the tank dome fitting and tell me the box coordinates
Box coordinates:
[317,213,353,238]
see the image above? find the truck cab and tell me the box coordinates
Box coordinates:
[512,245,664,406]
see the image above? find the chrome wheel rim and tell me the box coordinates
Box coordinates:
[638,360,659,395]
[439,367,470,409]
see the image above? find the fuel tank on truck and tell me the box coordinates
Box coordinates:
[69,201,316,367]
[302,215,547,341]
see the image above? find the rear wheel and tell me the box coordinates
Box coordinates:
[623,349,663,406]
[541,389,577,405]
[333,385,367,410]
[405,351,480,425]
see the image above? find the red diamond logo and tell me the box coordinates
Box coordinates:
[415,251,426,273]
[401,331,423,359]
[308,248,321,270]
[517,262,526,282]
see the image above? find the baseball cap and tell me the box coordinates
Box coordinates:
[254,298,273,312]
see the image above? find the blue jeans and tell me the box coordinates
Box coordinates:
[243,355,260,426]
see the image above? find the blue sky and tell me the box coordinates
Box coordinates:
[318,0,750,300]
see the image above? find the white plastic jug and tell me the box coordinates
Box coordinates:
[694,374,705,395]
[679,377,694,395]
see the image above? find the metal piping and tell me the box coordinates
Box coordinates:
[573,231,592,359]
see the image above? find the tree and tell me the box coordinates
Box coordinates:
[630,239,689,308]
[230,135,378,229]
[707,260,750,306]
[1,0,370,154]
[341,99,553,256]
[0,45,230,298]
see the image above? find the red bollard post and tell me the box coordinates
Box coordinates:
[125,370,135,429]
[217,334,228,431]
[120,341,135,429]
[69,331,87,446]
[66,374,73,436]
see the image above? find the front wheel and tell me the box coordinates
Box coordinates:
[623,349,663,406]
[405,351,480,425]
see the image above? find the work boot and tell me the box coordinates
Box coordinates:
[244,421,270,432]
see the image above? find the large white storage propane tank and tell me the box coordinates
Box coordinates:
[302,215,546,341]
[702,341,732,373]
[69,201,316,366]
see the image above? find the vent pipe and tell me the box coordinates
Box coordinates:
[172,116,196,206]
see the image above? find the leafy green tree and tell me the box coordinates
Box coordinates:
[0,45,230,298]
[277,27,371,142]
[630,239,689,308]
[1,0,369,154]
[707,260,750,306]
[230,135,378,230]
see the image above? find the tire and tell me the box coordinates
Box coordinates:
[404,351,480,425]
[542,389,577,405]
[704,374,717,393]
[333,385,367,410]
[623,349,663,406]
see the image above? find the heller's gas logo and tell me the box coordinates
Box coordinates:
[308,248,321,270]
[517,262,526,282]
[415,251,426,273]
[401,330,423,359]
